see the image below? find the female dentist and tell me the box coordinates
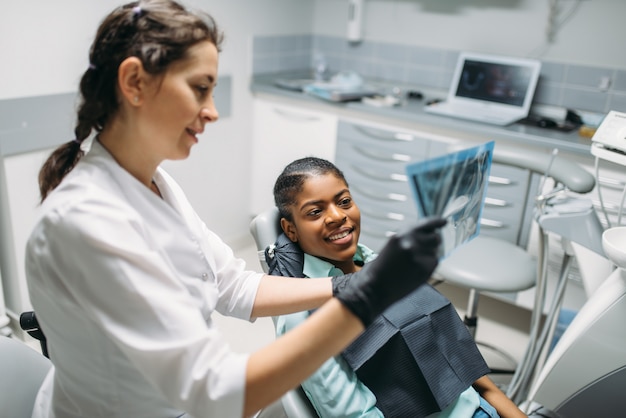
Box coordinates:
[25,1,446,417]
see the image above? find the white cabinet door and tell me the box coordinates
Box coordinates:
[250,99,338,215]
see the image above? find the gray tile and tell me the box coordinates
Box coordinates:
[277,35,299,52]
[533,81,563,107]
[348,57,376,79]
[252,55,280,74]
[279,54,309,72]
[375,42,410,65]
[252,36,278,55]
[562,87,609,113]
[539,61,566,84]
[565,64,614,90]
[296,34,313,51]
[346,40,377,59]
[406,67,449,90]
[608,93,626,113]
[214,75,231,119]
[374,62,407,83]
[325,54,347,74]
[249,39,625,116]
[613,70,626,92]
[294,52,311,68]
[443,50,461,71]
[408,46,446,67]
[314,35,345,54]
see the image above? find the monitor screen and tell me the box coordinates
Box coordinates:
[455,59,536,107]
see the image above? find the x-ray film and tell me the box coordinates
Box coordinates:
[405,141,494,258]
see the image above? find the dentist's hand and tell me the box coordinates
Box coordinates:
[332,217,446,326]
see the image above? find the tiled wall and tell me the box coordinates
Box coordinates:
[252,34,626,115]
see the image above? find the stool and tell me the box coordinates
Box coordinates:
[436,235,537,373]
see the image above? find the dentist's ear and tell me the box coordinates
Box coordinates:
[118,56,146,106]
[280,218,298,243]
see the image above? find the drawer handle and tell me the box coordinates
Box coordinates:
[273,108,321,122]
[354,125,414,142]
[353,145,411,162]
[353,184,408,202]
[361,208,406,221]
[488,175,514,186]
[484,197,508,207]
[480,219,505,228]
[352,164,407,183]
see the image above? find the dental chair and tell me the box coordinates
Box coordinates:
[0,336,51,417]
[250,207,320,418]
[520,226,626,417]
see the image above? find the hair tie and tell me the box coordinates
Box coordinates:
[72,138,81,145]
[132,5,142,18]
[88,63,96,71]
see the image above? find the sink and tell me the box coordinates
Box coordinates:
[602,226,626,269]
[273,78,317,92]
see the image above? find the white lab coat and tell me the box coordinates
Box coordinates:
[25,140,263,418]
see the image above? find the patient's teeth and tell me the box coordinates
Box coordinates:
[329,230,350,241]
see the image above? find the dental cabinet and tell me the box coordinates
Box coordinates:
[249,83,626,313]
[335,120,537,256]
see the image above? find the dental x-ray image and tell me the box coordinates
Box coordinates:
[405,141,494,258]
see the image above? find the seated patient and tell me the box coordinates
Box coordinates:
[268,157,526,418]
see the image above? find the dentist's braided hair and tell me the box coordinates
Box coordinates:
[38,0,223,201]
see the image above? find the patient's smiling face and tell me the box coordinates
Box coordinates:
[282,173,362,274]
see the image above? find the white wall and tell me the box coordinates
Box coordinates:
[312,0,626,70]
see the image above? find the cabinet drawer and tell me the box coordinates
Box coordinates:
[338,121,431,160]
[350,183,415,219]
[359,218,403,253]
[341,161,413,196]
[337,137,416,173]
[487,163,531,200]
[479,210,521,243]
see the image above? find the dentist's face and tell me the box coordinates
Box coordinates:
[140,40,219,161]
[283,174,361,273]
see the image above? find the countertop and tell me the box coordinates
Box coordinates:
[250,73,596,158]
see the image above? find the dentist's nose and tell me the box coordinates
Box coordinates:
[201,101,219,123]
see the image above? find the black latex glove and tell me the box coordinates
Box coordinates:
[332,217,447,326]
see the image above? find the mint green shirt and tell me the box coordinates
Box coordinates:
[275,244,481,417]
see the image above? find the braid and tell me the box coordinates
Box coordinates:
[38,0,223,201]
